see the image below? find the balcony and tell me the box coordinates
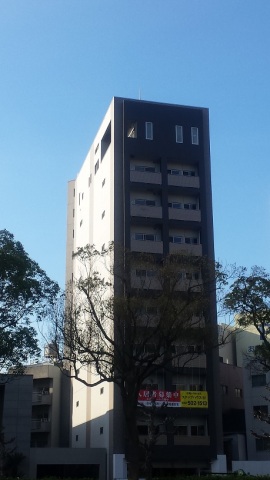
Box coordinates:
[172,355,207,369]
[130,170,162,185]
[168,208,201,222]
[139,435,167,445]
[131,239,163,254]
[31,419,51,432]
[32,392,52,405]
[174,435,210,446]
[131,204,162,219]
[169,243,202,256]
[168,175,199,189]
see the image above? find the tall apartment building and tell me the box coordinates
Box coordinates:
[66,97,224,478]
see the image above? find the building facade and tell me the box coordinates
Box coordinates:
[0,363,106,480]
[228,326,270,461]
[66,97,224,478]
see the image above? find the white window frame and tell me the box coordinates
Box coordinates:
[175,125,183,143]
[168,202,182,209]
[134,233,160,242]
[134,165,156,173]
[191,127,199,145]
[169,235,183,244]
[133,199,156,207]
[145,122,153,140]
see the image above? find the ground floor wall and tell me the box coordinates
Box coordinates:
[232,461,270,475]
[29,448,107,480]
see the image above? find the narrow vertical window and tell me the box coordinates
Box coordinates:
[175,125,183,143]
[191,127,199,145]
[127,123,137,138]
[145,122,153,140]
[95,160,99,174]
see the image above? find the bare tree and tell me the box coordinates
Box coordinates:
[50,244,223,480]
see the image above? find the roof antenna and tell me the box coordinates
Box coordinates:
[139,88,141,100]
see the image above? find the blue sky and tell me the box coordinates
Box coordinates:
[1,0,270,288]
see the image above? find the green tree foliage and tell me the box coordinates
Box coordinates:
[224,266,270,445]
[50,244,221,480]
[224,266,270,369]
[0,229,59,372]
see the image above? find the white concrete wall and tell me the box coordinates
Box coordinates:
[232,460,270,475]
[68,100,116,476]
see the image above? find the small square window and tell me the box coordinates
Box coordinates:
[191,425,205,436]
[235,388,242,398]
[252,374,266,387]
[100,427,103,435]
[100,387,104,395]
[221,384,228,395]
[102,178,105,187]
[75,434,79,442]
[145,122,153,140]
[254,405,268,418]
[175,125,183,143]
[256,438,270,451]
[102,210,105,219]
[76,400,79,407]
[191,127,199,145]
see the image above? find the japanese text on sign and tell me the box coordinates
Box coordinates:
[138,390,180,407]
[180,391,208,408]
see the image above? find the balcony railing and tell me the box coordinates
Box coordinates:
[168,208,201,222]
[174,435,210,446]
[169,243,202,256]
[131,239,163,254]
[31,419,51,432]
[168,175,200,189]
[130,170,162,185]
[131,205,162,219]
[32,392,52,405]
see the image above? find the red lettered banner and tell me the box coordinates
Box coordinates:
[138,389,180,407]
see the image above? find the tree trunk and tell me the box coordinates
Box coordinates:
[122,392,141,480]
